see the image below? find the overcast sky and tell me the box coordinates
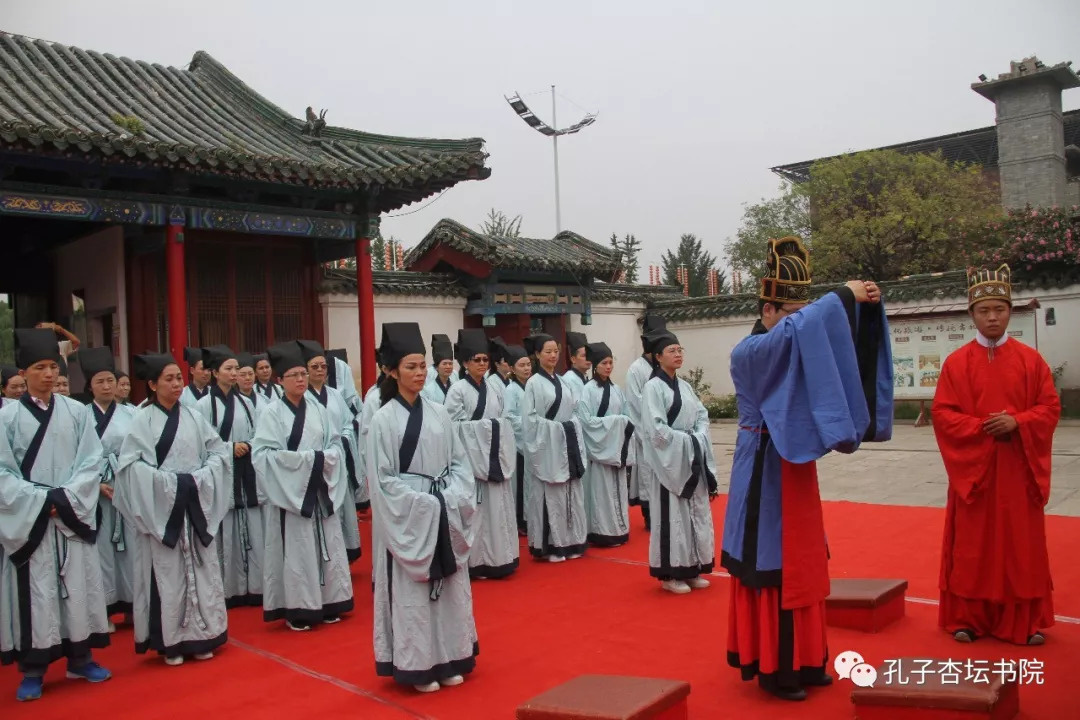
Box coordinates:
[6,0,1078,273]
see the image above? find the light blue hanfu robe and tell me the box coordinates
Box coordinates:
[722,290,892,628]
[625,355,654,514]
[255,381,283,402]
[0,395,109,668]
[253,393,354,625]
[196,387,264,607]
[92,400,137,616]
[367,395,480,686]
[523,370,588,559]
[308,384,362,564]
[576,379,636,547]
[485,371,507,409]
[642,372,717,580]
[179,382,209,409]
[504,378,528,534]
[421,376,453,406]
[328,359,367,511]
[114,401,231,659]
[358,383,383,522]
[561,368,587,405]
[445,376,518,579]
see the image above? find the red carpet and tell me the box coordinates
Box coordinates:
[2,498,1076,719]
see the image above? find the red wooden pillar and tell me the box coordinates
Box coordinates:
[356,225,376,391]
[166,214,189,376]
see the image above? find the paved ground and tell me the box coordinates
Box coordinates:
[709,422,1080,517]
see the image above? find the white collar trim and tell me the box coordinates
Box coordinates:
[975,330,1009,348]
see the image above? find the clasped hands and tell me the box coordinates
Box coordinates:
[983,411,1018,437]
[844,280,882,304]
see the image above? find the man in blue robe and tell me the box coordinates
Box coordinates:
[722,237,893,702]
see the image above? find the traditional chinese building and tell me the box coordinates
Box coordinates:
[0,32,488,393]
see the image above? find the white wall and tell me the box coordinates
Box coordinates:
[668,282,1080,398]
[568,300,646,380]
[52,225,129,382]
[321,292,466,372]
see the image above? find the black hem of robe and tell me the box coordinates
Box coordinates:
[726,651,829,688]
[0,633,111,667]
[225,593,264,609]
[529,543,587,559]
[468,558,519,579]
[106,600,133,616]
[720,550,783,588]
[263,598,355,624]
[346,547,362,564]
[587,532,630,548]
[355,501,371,512]
[375,641,479,685]
[649,561,715,581]
[135,630,227,658]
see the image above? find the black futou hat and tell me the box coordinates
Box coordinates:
[455,329,490,364]
[77,346,116,382]
[585,342,613,366]
[565,332,588,355]
[524,333,555,356]
[432,336,454,364]
[380,323,426,368]
[267,342,306,379]
[134,353,177,382]
[184,346,204,368]
[236,352,257,370]
[14,328,62,370]
[296,340,327,363]
[201,345,237,372]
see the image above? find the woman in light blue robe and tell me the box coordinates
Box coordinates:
[114,353,231,666]
[367,323,479,693]
[327,350,368,512]
[254,354,284,402]
[522,334,588,562]
[561,331,590,404]
[298,341,362,564]
[445,330,518,579]
[195,346,264,608]
[78,347,137,623]
[576,343,636,548]
[422,336,455,405]
[253,344,353,630]
[503,345,531,535]
[0,330,110,701]
[625,313,667,530]
[179,347,211,409]
[640,331,717,595]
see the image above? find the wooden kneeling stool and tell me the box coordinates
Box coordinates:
[851,658,1019,720]
[516,675,691,720]
[827,578,909,632]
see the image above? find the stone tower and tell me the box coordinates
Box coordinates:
[973,56,1079,208]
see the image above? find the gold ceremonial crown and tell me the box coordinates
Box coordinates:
[759,236,812,303]
[967,264,1012,309]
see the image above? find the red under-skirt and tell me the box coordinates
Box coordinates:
[726,577,828,680]
[939,589,1055,645]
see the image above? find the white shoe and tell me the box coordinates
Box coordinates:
[441,675,465,686]
[414,681,441,693]
[287,620,313,632]
[661,580,691,595]
[687,577,711,589]
[193,652,213,661]
[568,553,583,560]
[107,621,116,633]
[164,656,184,666]
[548,555,566,563]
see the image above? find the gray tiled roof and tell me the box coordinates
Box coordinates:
[321,269,468,297]
[404,218,623,280]
[0,33,488,210]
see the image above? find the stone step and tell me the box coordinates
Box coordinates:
[851,657,1019,719]
[516,675,691,720]
[827,578,909,632]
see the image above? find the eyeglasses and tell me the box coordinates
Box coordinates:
[308,363,328,370]
[283,370,309,380]
[470,356,490,364]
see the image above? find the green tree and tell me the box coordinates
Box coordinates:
[803,149,1001,281]
[370,232,387,271]
[661,233,729,296]
[480,209,523,238]
[609,233,642,283]
[726,182,811,278]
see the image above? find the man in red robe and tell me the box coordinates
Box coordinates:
[933,264,1059,646]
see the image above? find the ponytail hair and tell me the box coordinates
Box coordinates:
[378,373,399,406]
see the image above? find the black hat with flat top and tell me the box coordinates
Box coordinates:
[134,353,177,382]
[14,328,63,370]
[380,323,426,368]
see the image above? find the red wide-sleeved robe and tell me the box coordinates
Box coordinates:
[932,337,1060,644]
